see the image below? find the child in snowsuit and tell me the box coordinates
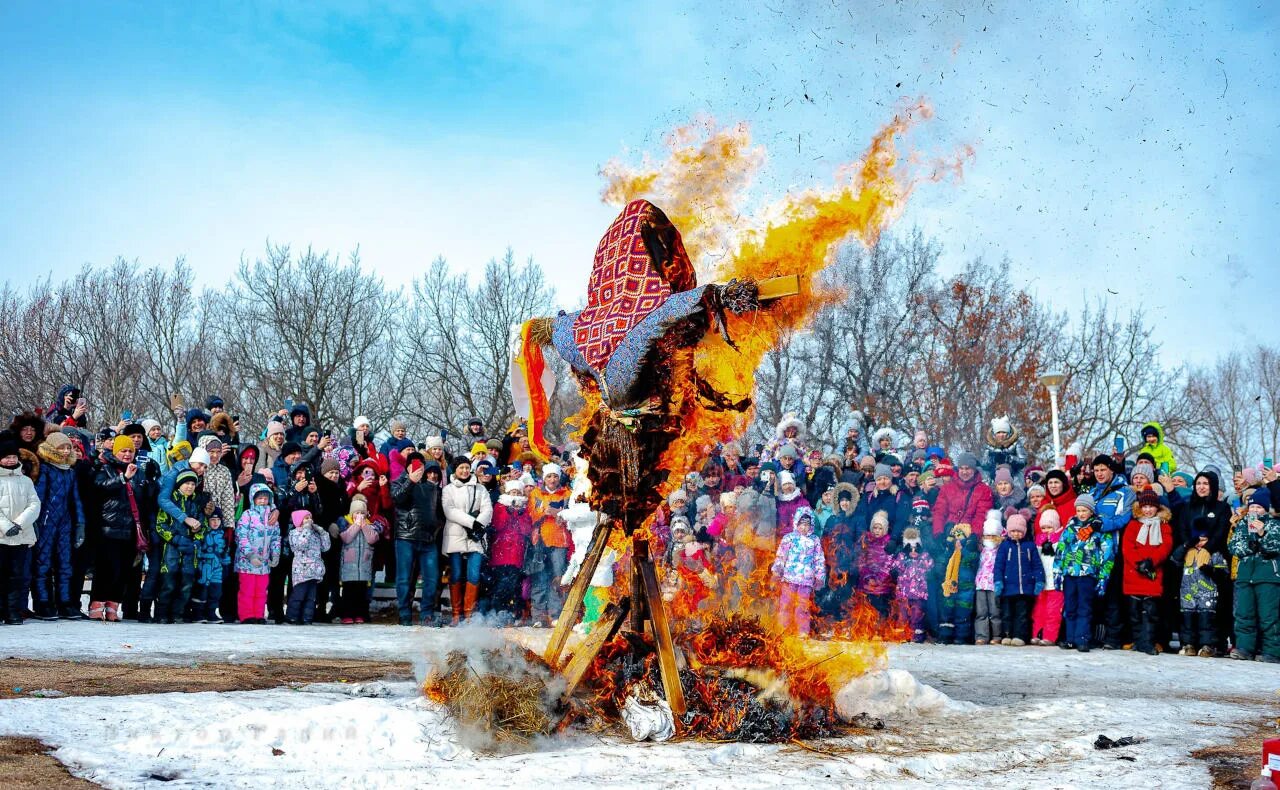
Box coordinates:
[0,435,41,625]
[939,521,980,644]
[235,483,280,623]
[1053,493,1114,652]
[193,509,230,623]
[286,509,330,624]
[32,432,85,620]
[974,510,1004,644]
[1121,490,1173,655]
[334,495,381,623]
[1031,509,1065,645]
[1228,488,1280,662]
[154,469,205,623]
[665,516,716,618]
[890,526,933,642]
[993,514,1044,645]
[489,480,532,624]
[771,506,825,636]
[856,510,895,620]
[1178,514,1227,657]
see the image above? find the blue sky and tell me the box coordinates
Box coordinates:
[1,1,1276,363]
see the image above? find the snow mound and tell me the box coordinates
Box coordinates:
[836,668,973,720]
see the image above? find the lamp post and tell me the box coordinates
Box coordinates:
[1039,371,1066,469]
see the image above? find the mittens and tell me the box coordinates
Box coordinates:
[994,582,1004,597]
[1041,542,1056,557]
[4,524,20,538]
[74,523,86,549]
[1033,581,1044,595]
[1095,579,1107,596]
[328,524,341,539]
[1077,526,1094,542]
[1135,559,1157,580]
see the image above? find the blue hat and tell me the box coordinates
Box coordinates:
[1251,488,1272,513]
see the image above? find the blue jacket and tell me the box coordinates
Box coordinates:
[1090,476,1135,535]
[993,535,1045,596]
[34,460,85,533]
[157,460,194,524]
[197,527,229,585]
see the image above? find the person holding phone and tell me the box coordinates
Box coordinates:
[1228,488,1280,662]
[1138,422,1178,474]
[46,384,85,428]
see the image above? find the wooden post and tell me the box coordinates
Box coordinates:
[558,598,630,703]
[637,550,686,716]
[543,520,613,668]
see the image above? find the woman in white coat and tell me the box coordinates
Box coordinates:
[442,457,492,624]
[0,434,42,624]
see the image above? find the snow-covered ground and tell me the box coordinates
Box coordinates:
[1,621,1276,788]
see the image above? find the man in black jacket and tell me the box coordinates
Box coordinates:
[391,454,445,626]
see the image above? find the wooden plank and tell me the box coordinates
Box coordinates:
[543,520,613,668]
[558,598,630,703]
[630,537,649,632]
[637,557,687,716]
[755,274,800,301]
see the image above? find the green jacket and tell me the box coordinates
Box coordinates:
[1229,515,1280,584]
[1139,421,1177,474]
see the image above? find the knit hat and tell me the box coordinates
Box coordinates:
[1131,462,1155,482]
[933,460,955,478]
[320,457,340,476]
[1027,484,1046,498]
[778,471,796,487]
[197,434,223,451]
[353,416,371,430]
[991,416,1012,435]
[0,433,18,459]
[485,438,503,451]
[451,456,472,473]
[266,421,286,438]
[882,454,902,468]
[913,430,927,445]
[870,510,890,527]
[470,441,489,456]
[902,526,921,544]
[281,441,302,458]
[291,510,312,528]
[175,469,199,489]
[121,422,145,437]
[912,496,930,512]
[670,515,692,535]
[1242,467,1260,486]
[955,452,978,469]
[390,418,407,433]
[1141,425,1159,440]
[1040,510,1061,530]
[348,495,368,515]
[1074,493,1097,512]
[859,455,876,471]
[141,418,162,434]
[982,511,1003,536]
[424,436,444,451]
[1137,489,1161,509]
[695,494,713,513]
[111,435,135,455]
[503,479,524,494]
[188,447,211,468]
[874,463,893,480]
[1251,488,1273,512]
[993,467,1013,486]
[668,489,689,506]
[1006,514,1028,534]
[837,483,857,503]
[542,463,562,479]
[720,491,737,507]
[777,445,799,459]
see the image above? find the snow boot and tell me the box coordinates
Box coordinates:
[59,602,88,620]
[5,591,24,625]
[137,599,154,624]
[463,583,479,623]
[449,582,465,626]
[87,601,106,621]
[33,601,59,621]
[105,602,121,622]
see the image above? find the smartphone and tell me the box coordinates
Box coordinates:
[1232,464,1243,474]
[1159,461,1170,476]
[284,398,294,411]
[1113,435,1126,454]
[76,397,87,409]
[1266,456,1275,469]
[121,410,132,421]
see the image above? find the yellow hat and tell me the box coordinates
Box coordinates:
[112,435,135,456]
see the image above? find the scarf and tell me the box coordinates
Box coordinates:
[1136,515,1164,547]
[943,538,964,597]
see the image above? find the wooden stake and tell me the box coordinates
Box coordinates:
[558,598,629,703]
[637,554,686,716]
[543,520,613,669]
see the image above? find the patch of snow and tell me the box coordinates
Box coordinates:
[836,668,973,719]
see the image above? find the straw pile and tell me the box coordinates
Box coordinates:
[424,646,557,750]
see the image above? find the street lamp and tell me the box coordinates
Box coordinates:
[1039,371,1066,469]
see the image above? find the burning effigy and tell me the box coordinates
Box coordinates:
[427,102,952,747]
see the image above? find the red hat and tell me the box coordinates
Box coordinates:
[933,459,955,479]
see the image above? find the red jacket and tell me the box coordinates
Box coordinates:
[1121,515,1173,596]
[491,501,533,567]
[931,475,994,537]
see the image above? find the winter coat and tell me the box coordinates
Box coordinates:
[1230,514,1280,584]
[289,519,330,583]
[1138,421,1177,474]
[157,461,197,526]
[35,447,85,536]
[1040,489,1077,540]
[45,384,81,427]
[147,435,172,474]
[337,515,381,582]
[390,474,445,544]
[528,484,571,548]
[981,428,1027,480]
[1180,548,1226,611]
[346,459,393,523]
[235,506,281,574]
[932,474,994,538]
[380,436,414,480]
[822,510,859,576]
[1053,516,1114,590]
[196,527,229,586]
[284,403,313,445]
[856,532,894,596]
[442,477,494,554]
[91,452,142,541]
[491,499,533,568]
[771,531,826,588]
[1090,476,1136,537]
[0,465,41,546]
[1173,473,1232,559]
[775,490,808,540]
[976,536,1000,591]
[1120,510,1174,596]
[203,464,238,534]
[941,531,980,594]
[993,535,1045,597]
[890,548,933,600]
[856,488,908,543]
[156,489,204,552]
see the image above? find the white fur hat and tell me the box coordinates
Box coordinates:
[778,471,796,487]
[141,418,162,433]
[503,479,524,494]
[424,436,445,450]
[983,509,1003,536]
[353,415,371,430]
[542,463,563,479]
[188,447,211,468]
[991,416,1012,435]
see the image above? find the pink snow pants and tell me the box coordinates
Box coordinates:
[1032,589,1064,643]
[778,582,814,636]
[238,573,269,621]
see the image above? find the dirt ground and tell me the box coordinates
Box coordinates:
[1193,717,1278,789]
[0,656,414,699]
